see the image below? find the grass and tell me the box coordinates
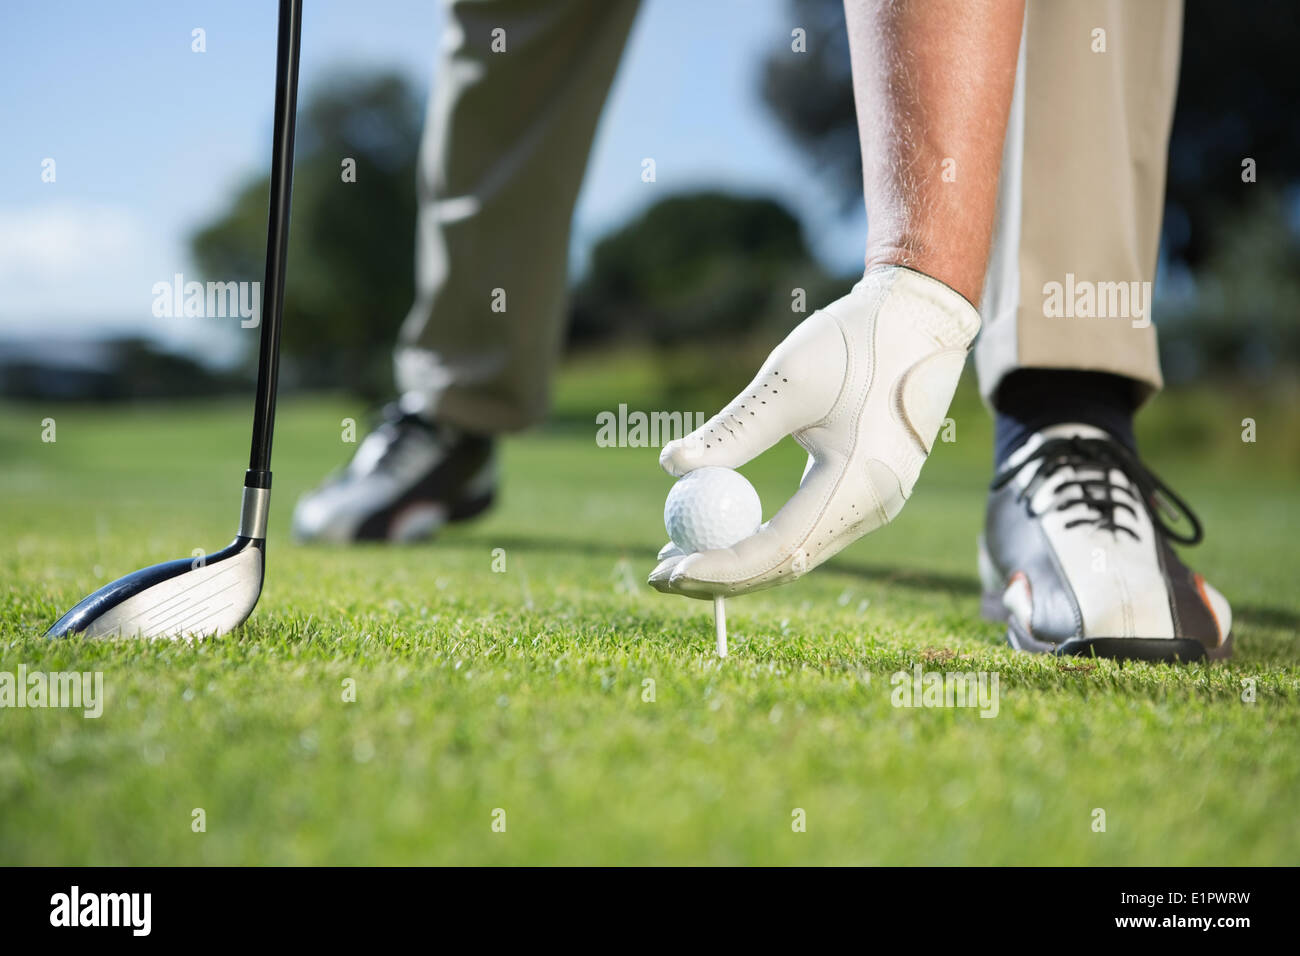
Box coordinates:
[1,357,1298,865]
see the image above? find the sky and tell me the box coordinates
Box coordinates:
[0,0,866,363]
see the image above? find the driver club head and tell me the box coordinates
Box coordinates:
[45,487,270,641]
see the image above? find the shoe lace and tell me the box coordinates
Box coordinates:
[990,436,1203,545]
[353,402,440,473]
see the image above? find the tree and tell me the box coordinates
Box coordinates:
[570,191,834,347]
[191,70,423,396]
[1165,0,1300,274]
[759,0,858,213]
[569,191,851,405]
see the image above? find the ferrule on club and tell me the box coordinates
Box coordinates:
[238,485,272,540]
[714,594,727,658]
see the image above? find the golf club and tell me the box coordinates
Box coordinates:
[45,0,303,640]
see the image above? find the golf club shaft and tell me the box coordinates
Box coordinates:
[247,0,303,487]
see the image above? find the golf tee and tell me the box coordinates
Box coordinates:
[714,594,727,657]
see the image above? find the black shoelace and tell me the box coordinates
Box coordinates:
[368,402,442,466]
[991,437,1203,545]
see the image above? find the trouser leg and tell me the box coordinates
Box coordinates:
[975,0,1184,405]
[395,0,641,431]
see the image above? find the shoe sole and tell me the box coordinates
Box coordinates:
[985,591,1233,663]
[976,536,1232,663]
[447,490,494,524]
[367,490,495,543]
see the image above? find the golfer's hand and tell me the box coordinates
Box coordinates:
[648,266,980,599]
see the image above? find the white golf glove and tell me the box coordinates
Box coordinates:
[649,265,980,599]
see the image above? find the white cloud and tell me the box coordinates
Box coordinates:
[0,202,251,367]
[0,202,145,285]
[0,201,179,328]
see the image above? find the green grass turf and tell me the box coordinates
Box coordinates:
[1,359,1298,865]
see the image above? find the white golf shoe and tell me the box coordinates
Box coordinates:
[292,397,495,543]
[980,423,1232,662]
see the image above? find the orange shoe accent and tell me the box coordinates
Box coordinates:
[1194,573,1223,645]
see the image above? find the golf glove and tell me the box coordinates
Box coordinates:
[649,265,980,599]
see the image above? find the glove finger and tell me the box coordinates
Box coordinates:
[657,541,684,561]
[659,312,845,477]
[648,549,689,594]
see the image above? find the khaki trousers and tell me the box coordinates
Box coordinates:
[977,0,1182,405]
[396,0,1183,431]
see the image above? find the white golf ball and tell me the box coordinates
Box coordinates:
[664,467,762,554]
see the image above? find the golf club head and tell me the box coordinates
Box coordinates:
[45,487,269,640]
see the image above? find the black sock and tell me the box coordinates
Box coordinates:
[993,369,1140,470]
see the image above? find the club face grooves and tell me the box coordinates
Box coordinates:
[45,539,265,640]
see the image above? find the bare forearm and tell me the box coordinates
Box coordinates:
[846,0,1024,305]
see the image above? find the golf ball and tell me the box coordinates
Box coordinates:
[664,467,762,553]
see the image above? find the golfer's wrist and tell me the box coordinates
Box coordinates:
[865,239,983,310]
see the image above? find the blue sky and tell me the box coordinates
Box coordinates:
[0,0,865,362]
